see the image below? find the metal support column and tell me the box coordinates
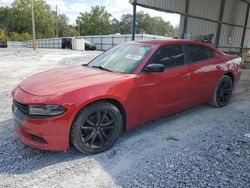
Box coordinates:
[241,3,250,54]
[31,0,36,49]
[182,0,189,39]
[215,0,225,46]
[132,0,137,41]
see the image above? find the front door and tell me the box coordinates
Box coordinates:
[127,44,191,125]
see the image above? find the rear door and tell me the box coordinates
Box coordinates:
[185,44,221,102]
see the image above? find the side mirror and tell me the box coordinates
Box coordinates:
[144,64,165,73]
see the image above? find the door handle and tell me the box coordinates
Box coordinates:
[184,73,191,79]
[216,65,222,70]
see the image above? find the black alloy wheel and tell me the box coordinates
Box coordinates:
[71,101,123,154]
[213,75,233,107]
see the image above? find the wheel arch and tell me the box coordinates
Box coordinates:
[224,72,235,87]
[70,97,127,134]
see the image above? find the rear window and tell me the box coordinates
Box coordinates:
[187,45,215,63]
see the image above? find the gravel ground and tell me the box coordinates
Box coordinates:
[0,48,249,188]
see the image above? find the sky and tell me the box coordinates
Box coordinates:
[0,0,180,26]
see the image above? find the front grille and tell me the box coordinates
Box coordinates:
[13,100,28,115]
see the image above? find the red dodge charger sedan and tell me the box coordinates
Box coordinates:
[12,40,242,154]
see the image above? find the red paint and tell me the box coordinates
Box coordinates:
[11,40,242,151]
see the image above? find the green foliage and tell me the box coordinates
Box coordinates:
[0,0,77,41]
[77,6,112,35]
[0,28,9,40]
[120,14,132,34]
[77,8,178,37]
[57,14,77,37]
[11,0,55,38]
[9,32,32,41]
[0,2,178,41]
[120,11,178,37]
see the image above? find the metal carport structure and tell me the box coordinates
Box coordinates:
[130,0,250,54]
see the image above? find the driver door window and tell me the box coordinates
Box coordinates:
[148,45,185,69]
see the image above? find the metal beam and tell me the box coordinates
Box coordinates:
[215,0,225,46]
[182,0,189,39]
[132,0,137,40]
[241,3,250,53]
[133,1,250,30]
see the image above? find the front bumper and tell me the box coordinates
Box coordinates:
[12,87,75,151]
[13,112,69,151]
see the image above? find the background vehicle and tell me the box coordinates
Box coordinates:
[62,37,96,50]
[0,41,7,48]
[62,38,72,49]
[85,40,96,50]
[12,40,242,154]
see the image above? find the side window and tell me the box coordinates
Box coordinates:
[148,45,185,69]
[187,45,215,63]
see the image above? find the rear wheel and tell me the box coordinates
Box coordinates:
[212,75,233,107]
[71,101,123,154]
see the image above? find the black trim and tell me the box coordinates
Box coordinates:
[12,100,67,119]
[12,103,27,123]
[13,100,28,115]
[30,134,48,143]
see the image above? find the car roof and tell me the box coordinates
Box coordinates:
[128,39,216,49]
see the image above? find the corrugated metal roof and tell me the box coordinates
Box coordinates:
[130,0,250,49]
[223,0,238,24]
[247,6,250,27]
[188,0,220,21]
[186,17,218,43]
[135,0,186,14]
[219,24,243,46]
[244,29,250,47]
[235,1,248,25]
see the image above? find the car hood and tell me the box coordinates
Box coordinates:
[19,66,132,96]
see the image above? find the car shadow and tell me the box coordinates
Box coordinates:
[0,105,208,175]
[0,118,84,174]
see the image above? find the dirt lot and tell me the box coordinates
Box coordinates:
[0,48,249,188]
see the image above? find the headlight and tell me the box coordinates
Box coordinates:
[28,105,66,117]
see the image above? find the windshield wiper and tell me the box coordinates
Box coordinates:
[91,65,113,72]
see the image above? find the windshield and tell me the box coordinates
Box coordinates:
[88,44,153,73]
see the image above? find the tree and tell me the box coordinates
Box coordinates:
[119,11,178,37]
[0,28,9,41]
[11,0,54,38]
[0,7,15,33]
[0,1,178,41]
[0,0,76,41]
[120,14,132,34]
[76,6,112,35]
[111,18,121,34]
[55,13,77,37]
[9,32,32,41]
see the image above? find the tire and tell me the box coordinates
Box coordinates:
[211,75,233,108]
[70,101,123,154]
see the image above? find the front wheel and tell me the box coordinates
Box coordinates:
[211,75,233,107]
[71,101,123,154]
